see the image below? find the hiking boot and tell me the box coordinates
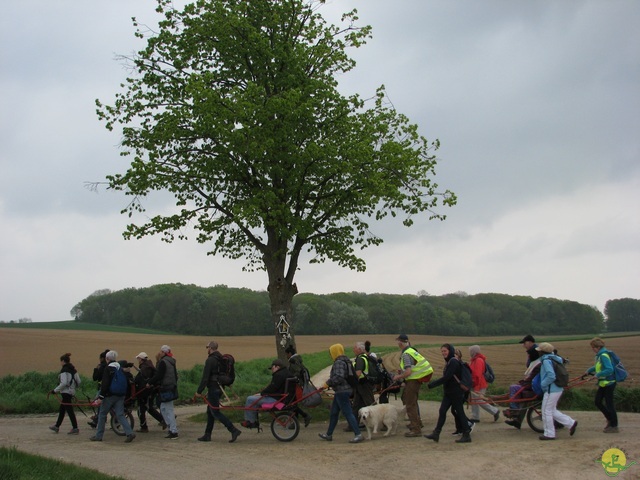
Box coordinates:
[404,431,422,438]
[125,433,136,443]
[538,435,555,441]
[229,429,241,443]
[318,433,332,441]
[304,415,312,428]
[493,411,500,422]
[451,430,462,436]
[603,426,619,433]
[89,436,102,442]
[424,432,439,442]
[197,434,211,442]
[455,432,472,443]
[349,435,364,444]
[68,428,79,435]
[165,432,179,439]
[505,419,521,429]
[87,421,97,429]
[137,426,149,433]
[569,421,578,436]
[241,420,258,429]
[49,425,59,433]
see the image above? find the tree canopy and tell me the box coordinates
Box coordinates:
[72,284,606,337]
[96,0,455,353]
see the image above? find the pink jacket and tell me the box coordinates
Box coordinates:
[469,352,489,390]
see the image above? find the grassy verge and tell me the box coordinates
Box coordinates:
[0,446,125,480]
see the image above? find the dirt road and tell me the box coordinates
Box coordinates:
[2,399,638,480]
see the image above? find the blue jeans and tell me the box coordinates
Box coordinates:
[205,388,234,432]
[326,391,361,436]
[95,395,133,439]
[244,395,278,423]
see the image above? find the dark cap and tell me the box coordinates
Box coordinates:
[268,359,286,370]
[518,334,535,344]
[395,334,409,342]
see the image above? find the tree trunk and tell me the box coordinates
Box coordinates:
[267,276,298,360]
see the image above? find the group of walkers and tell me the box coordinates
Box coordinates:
[48,334,622,444]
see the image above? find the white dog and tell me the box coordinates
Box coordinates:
[358,404,403,440]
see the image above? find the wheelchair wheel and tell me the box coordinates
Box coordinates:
[270,412,299,442]
[526,405,543,433]
[111,411,135,436]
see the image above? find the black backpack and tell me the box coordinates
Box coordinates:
[484,361,496,383]
[361,354,385,384]
[454,359,473,392]
[342,359,359,388]
[549,357,569,387]
[216,352,236,386]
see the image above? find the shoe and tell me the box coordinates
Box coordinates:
[160,421,168,430]
[538,435,555,441]
[137,426,149,433]
[87,421,97,429]
[424,432,439,442]
[468,421,475,433]
[451,430,462,436]
[404,431,422,438]
[469,418,480,423]
[318,433,333,441]
[349,435,364,443]
[68,428,79,435]
[494,411,500,422]
[165,432,179,439]
[569,421,578,436]
[343,426,354,432]
[229,429,241,443]
[455,432,472,443]
[241,420,258,429]
[304,415,312,428]
[197,434,211,442]
[49,425,59,433]
[505,419,521,429]
[603,426,619,433]
[89,436,102,442]
[125,433,136,443]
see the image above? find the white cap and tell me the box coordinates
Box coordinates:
[136,352,148,359]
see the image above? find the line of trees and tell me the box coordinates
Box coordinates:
[70,284,624,336]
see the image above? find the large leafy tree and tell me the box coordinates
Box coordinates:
[96,0,456,356]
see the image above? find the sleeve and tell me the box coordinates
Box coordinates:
[99,367,112,398]
[53,372,68,393]
[148,360,166,385]
[197,356,214,394]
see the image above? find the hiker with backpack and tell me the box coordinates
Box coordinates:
[284,345,312,427]
[318,343,364,443]
[468,345,500,423]
[536,343,578,441]
[134,352,166,432]
[585,337,620,433]
[49,352,81,435]
[423,344,473,444]
[348,342,376,430]
[89,350,136,443]
[146,345,179,439]
[195,340,242,442]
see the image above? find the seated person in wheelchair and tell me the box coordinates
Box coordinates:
[241,359,296,428]
[503,358,542,428]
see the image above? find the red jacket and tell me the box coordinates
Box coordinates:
[469,353,489,390]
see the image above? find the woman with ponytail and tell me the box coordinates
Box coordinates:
[49,352,81,434]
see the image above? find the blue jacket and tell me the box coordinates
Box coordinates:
[539,353,564,394]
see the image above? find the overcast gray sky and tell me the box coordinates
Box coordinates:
[1,0,639,323]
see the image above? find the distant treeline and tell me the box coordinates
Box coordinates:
[70,284,639,336]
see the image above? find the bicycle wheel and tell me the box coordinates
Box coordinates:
[526,405,543,433]
[111,411,135,436]
[270,412,299,442]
